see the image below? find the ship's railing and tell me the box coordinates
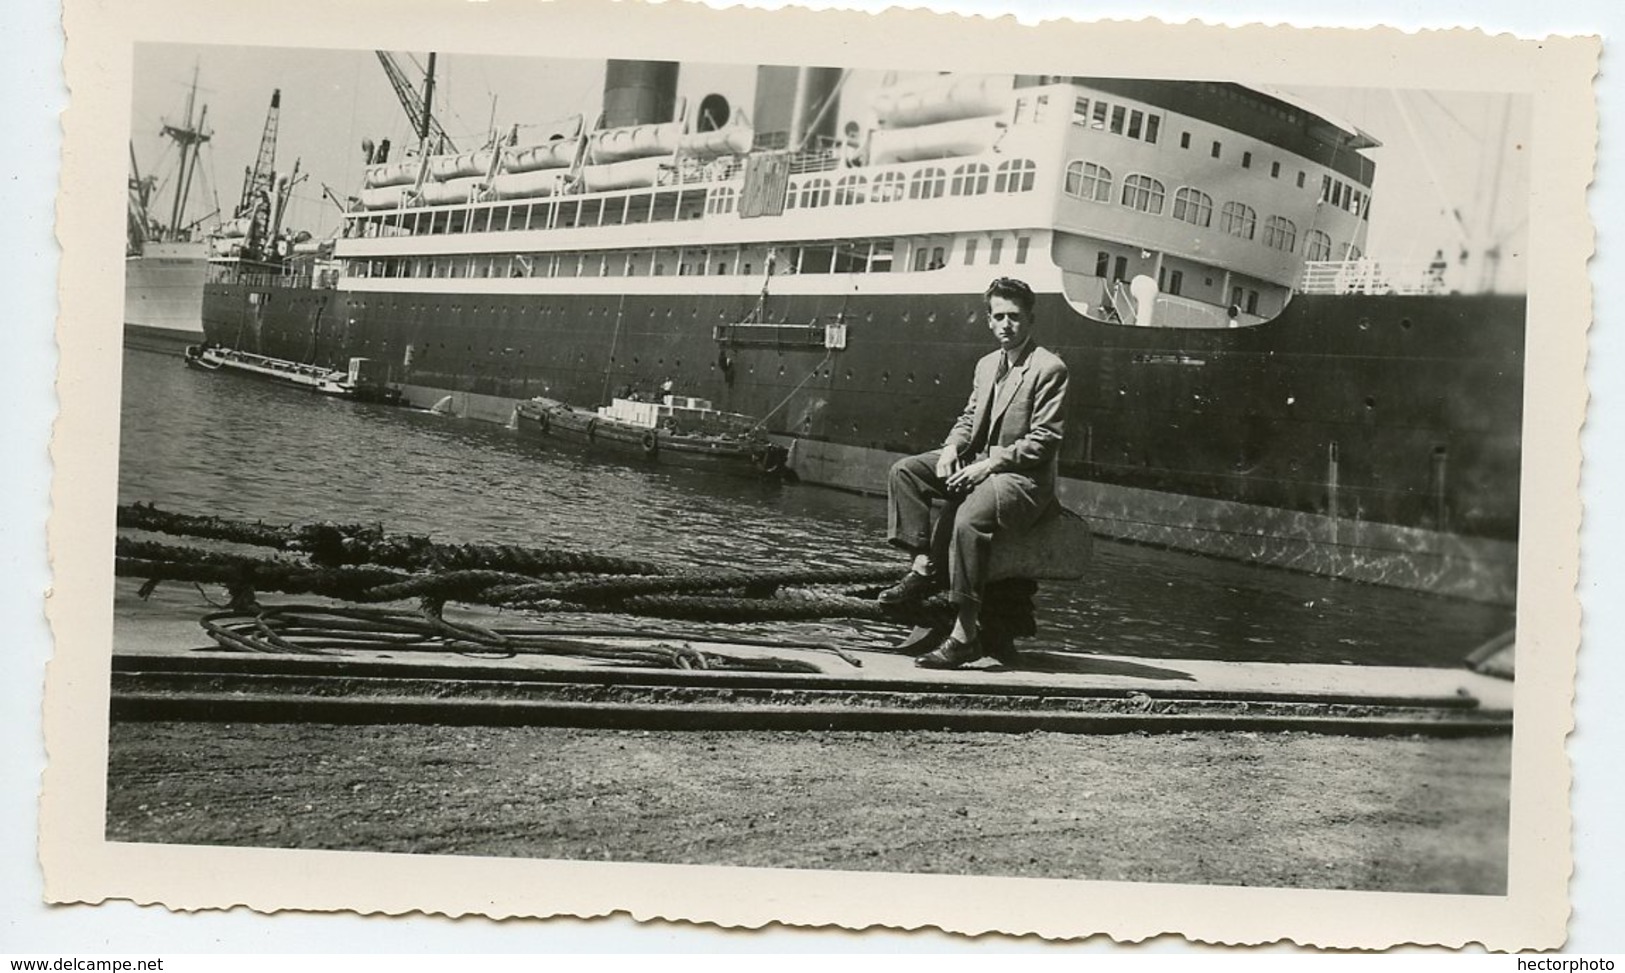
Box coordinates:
[660,157,745,187]
[340,147,1037,244]
[751,133,846,175]
[1298,259,1449,296]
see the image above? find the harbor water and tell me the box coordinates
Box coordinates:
[117,346,1513,668]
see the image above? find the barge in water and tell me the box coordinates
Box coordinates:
[515,393,789,477]
[184,345,403,404]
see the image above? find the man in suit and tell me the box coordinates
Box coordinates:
[880,276,1069,669]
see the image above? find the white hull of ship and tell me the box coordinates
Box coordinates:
[124,241,207,342]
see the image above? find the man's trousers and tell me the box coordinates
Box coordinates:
[886,450,1047,607]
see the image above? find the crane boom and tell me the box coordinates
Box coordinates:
[237,89,279,218]
[235,89,282,262]
[376,51,457,153]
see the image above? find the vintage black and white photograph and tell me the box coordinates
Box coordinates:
[44,0,1593,949]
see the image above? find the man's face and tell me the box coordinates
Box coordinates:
[987,295,1031,351]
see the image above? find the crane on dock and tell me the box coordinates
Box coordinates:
[230,89,301,265]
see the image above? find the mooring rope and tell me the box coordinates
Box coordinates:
[121,502,665,575]
[118,503,940,672]
[196,605,834,670]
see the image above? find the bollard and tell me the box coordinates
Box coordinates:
[896,503,1094,664]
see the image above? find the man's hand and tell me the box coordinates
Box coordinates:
[935,450,963,480]
[945,458,995,494]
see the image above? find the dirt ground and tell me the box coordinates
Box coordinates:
[105,722,1510,894]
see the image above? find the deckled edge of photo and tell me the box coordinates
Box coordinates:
[42,0,1597,950]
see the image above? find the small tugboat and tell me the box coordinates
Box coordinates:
[514,393,789,478]
[183,344,403,405]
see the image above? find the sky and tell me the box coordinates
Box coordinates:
[130,42,1531,292]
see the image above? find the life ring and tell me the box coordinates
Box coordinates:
[641,430,659,457]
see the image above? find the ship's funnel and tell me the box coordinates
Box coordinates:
[753,65,843,150]
[603,60,680,129]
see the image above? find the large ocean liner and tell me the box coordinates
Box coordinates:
[201,61,1525,603]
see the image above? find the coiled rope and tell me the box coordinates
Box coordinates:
[118,504,944,671]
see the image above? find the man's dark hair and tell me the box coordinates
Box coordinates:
[984,276,1036,317]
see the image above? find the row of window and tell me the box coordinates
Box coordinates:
[1320,174,1370,218]
[1176,131,1296,185]
[345,233,1032,282]
[347,189,711,240]
[953,235,1032,269]
[1062,160,1363,259]
[1071,97,1162,144]
[781,159,1038,210]
[1168,128,1368,211]
[1058,87,1343,203]
[347,156,1045,239]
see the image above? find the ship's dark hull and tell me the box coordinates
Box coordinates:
[204,281,1523,544]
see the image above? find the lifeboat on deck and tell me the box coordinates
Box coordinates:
[505,138,581,173]
[588,121,683,165]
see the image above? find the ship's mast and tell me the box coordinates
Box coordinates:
[159,64,211,239]
[376,51,457,154]
[264,156,305,260]
[421,53,438,149]
[127,143,151,254]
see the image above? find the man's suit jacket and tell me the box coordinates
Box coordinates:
[941,340,1069,528]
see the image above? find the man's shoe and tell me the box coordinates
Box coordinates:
[915,635,983,669]
[877,570,942,605]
